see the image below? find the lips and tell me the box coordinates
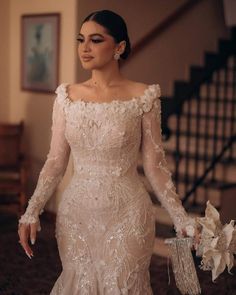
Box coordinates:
[81,55,94,61]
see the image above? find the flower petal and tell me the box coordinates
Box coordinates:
[205,201,220,221]
[211,252,226,281]
[222,221,235,248]
[225,251,234,274]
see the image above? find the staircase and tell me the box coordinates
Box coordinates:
[138,26,236,257]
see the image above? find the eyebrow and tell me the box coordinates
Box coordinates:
[77,33,105,38]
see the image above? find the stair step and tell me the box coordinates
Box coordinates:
[218,39,234,56]
[174,172,235,190]
[167,129,235,141]
[178,112,235,122]
[140,170,223,207]
[165,147,236,165]
[174,81,194,100]
[139,152,236,186]
[204,52,221,70]
[190,66,206,84]
[200,82,235,98]
[230,26,236,40]
[138,160,234,209]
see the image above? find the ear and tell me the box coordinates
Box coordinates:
[116,40,126,55]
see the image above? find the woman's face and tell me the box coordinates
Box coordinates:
[77,20,123,70]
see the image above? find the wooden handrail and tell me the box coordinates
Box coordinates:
[182,134,236,204]
[121,0,203,64]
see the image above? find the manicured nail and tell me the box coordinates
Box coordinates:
[25,251,32,259]
[31,238,35,245]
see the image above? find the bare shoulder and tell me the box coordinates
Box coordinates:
[66,81,90,101]
[124,80,149,96]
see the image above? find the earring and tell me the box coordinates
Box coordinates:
[114,52,120,60]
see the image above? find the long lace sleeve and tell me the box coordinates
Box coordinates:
[18,91,70,227]
[141,94,195,235]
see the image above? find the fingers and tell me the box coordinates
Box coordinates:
[18,223,34,259]
[179,227,201,250]
[181,228,187,237]
[30,223,37,245]
[194,229,201,247]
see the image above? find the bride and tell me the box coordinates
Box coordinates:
[18,9,198,294]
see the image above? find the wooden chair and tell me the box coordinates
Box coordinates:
[0,121,27,216]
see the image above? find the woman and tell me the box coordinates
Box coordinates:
[18,9,197,294]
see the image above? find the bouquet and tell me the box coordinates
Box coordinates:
[165,201,236,295]
[196,201,236,281]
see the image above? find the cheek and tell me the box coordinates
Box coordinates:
[95,43,115,58]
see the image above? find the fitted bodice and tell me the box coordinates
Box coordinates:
[57,83,160,179]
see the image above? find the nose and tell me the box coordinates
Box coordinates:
[82,40,91,52]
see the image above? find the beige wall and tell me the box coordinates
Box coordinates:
[6,0,77,210]
[0,0,10,121]
[77,0,229,96]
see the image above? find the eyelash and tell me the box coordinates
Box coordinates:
[77,38,103,43]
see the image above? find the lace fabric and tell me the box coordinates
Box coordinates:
[141,97,196,233]
[18,93,71,228]
[19,83,195,294]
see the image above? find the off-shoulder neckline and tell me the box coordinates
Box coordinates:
[59,82,160,106]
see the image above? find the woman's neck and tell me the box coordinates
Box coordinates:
[90,65,125,89]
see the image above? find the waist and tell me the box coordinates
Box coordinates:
[73,163,137,179]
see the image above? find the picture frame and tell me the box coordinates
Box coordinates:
[21,13,60,93]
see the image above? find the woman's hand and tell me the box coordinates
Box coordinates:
[181,226,201,250]
[18,222,39,259]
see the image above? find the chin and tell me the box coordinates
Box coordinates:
[80,61,97,70]
[80,59,113,71]
[81,64,94,70]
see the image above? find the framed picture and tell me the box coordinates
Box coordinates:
[21,13,60,93]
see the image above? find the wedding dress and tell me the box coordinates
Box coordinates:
[19,83,195,295]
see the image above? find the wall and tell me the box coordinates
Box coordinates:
[0,0,10,121]
[223,0,236,26]
[76,0,229,96]
[8,0,78,211]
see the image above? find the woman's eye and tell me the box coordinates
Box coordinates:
[91,39,103,43]
[77,38,84,43]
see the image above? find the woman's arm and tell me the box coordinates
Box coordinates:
[19,95,70,227]
[141,95,195,235]
[18,93,70,258]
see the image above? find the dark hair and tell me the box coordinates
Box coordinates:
[81,10,131,60]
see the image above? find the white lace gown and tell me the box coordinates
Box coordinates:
[19,83,194,295]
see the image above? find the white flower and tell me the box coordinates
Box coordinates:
[197,201,236,281]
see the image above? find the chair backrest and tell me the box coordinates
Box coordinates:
[0,121,24,168]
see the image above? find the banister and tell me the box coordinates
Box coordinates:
[182,134,236,204]
[121,0,203,64]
